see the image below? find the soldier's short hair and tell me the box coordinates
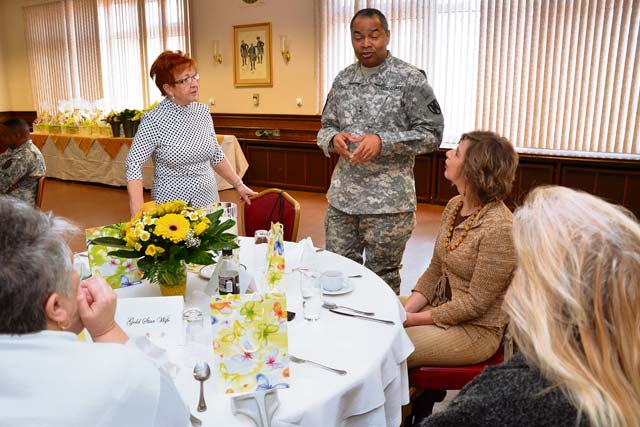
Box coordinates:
[459,131,519,204]
[350,8,389,32]
[3,118,30,138]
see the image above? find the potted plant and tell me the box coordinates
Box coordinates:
[103,111,121,137]
[119,108,138,138]
[90,200,238,297]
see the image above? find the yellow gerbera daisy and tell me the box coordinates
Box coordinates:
[154,213,190,243]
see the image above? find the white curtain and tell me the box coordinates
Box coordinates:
[23,1,101,114]
[318,0,640,157]
[23,0,190,113]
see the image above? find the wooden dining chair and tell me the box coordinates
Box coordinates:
[240,188,301,241]
[35,176,46,208]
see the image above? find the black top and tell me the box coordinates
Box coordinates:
[422,354,590,427]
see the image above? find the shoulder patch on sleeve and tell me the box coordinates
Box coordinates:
[428,99,442,115]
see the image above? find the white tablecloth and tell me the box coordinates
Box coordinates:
[37,134,248,191]
[115,238,415,427]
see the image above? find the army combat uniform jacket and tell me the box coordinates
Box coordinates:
[0,140,46,205]
[317,54,444,215]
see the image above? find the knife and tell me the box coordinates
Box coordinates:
[329,309,395,325]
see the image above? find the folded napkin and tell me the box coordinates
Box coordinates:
[286,237,316,274]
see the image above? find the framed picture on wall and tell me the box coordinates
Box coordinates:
[233,22,273,87]
[239,0,265,6]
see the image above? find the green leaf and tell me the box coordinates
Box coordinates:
[107,249,141,258]
[90,237,128,247]
[206,210,223,223]
[137,256,153,271]
[186,251,215,266]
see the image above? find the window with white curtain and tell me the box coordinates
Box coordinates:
[23,0,190,113]
[318,0,639,158]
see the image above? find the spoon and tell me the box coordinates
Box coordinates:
[193,362,211,412]
[322,301,374,316]
[189,414,202,427]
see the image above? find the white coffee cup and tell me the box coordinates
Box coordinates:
[319,270,345,292]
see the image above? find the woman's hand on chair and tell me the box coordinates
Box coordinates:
[237,184,257,204]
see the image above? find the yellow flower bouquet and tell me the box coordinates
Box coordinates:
[90,200,238,296]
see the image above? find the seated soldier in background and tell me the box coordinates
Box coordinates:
[0,119,46,205]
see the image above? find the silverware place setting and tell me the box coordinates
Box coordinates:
[193,361,211,412]
[322,301,374,316]
[289,354,347,375]
[328,309,395,325]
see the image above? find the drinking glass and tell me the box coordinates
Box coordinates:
[183,308,209,362]
[302,277,322,321]
[253,230,269,278]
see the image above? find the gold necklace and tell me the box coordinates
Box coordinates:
[445,200,482,251]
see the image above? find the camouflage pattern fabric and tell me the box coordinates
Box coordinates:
[325,205,416,294]
[0,140,46,205]
[317,54,444,215]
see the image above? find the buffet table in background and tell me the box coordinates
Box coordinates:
[31,133,248,190]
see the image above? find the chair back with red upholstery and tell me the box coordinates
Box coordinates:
[241,188,301,241]
[409,348,504,391]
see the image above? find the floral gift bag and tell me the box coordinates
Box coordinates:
[86,223,142,289]
[263,222,286,292]
[210,292,290,394]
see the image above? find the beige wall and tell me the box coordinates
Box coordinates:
[192,0,318,114]
[0,0,33,111]
[0,0,319,114]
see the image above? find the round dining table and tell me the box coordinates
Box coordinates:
[114,237,415,427]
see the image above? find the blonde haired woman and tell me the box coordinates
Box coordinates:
[422,186,640,427]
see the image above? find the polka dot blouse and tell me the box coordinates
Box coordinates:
[125,98,225,208]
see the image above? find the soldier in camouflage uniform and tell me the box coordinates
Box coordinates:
[0,119,46,206]
[317,8,444,294]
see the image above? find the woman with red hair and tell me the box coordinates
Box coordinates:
[126,50,255,216]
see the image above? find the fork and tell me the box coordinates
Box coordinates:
[289,355,347,375]
[322,301,374,316]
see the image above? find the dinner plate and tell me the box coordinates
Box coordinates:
[322,278,354,295]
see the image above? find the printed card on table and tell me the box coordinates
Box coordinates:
[210,292,290,394]
[86,223,143,289]
[115,296,184,346]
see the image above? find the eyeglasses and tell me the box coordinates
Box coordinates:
[174,73,199,85]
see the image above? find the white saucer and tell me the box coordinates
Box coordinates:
[199,264,216,280]
[322,278,354,295]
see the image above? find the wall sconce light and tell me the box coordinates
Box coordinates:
[280,35,291,63]
[213,40,222,64]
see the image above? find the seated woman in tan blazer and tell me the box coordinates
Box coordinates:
[402,130,518,369]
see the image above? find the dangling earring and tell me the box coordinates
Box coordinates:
[57,319,71,331]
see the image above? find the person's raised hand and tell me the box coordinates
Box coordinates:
[76,276,119,340]
[350,134,381,164]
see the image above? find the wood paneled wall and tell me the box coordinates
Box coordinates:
[3,110,638,217]
[213,113,640,217]
[0,111,37,126]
